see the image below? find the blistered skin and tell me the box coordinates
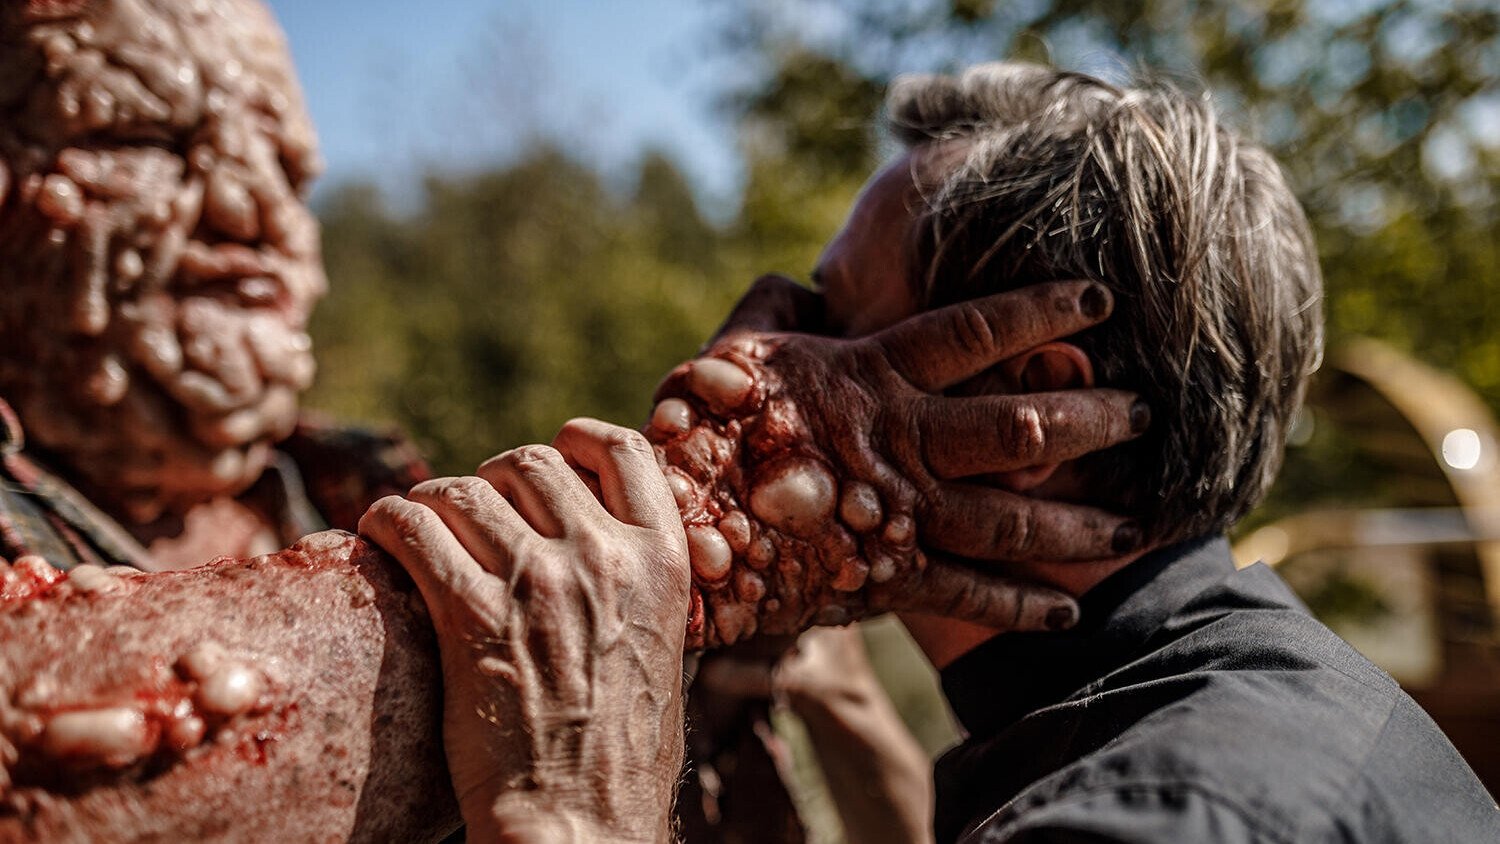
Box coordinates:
[653,341,914,648]
[0,0,325,523]
[0,533,458,842]
[653,349,898,646]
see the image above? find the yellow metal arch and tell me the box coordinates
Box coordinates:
[1235,337,1500,615]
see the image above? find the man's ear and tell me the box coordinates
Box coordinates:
[992,342,1094,492]
[1000,341,1094,393]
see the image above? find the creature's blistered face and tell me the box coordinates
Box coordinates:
[0,0,325,523]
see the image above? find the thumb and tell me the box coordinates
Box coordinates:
[708,274,826,346]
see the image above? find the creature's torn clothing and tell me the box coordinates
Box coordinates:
[0,397,429,570]
[935,535,1500,843]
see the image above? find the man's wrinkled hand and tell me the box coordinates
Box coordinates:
[359,420,690,843]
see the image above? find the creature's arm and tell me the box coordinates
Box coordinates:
[0,536,458,843]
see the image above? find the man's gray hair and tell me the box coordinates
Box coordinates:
[888,62,1324,543]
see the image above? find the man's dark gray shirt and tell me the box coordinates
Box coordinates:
[934,535,1499,842]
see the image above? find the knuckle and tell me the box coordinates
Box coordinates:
[437,475,491,508]
[557,417,587,439]
[951,302,999,359]
[391,505,438,549]
[910,404,944,476]
[411,476,486,504]
[1003,403,1048,464]
[943,573,981,617]
[558,416,596,440]
[365,494,406,521]
[476,453,506,478]
[360,495,408,533]
[513,444,560,464]
[602,425,653,457]
[504,444,563,476]
[992,505,1036,556]
[1092,402,1118,445]
[406,479,444,499]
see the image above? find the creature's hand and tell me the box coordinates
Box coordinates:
[704,272,828,341]
[360,420,689,843]
[651,277,1149,648]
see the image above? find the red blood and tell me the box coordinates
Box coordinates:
[233,704,298,766]
[0,537,456,840]
[685,589,707,649]
[0,560,65,605]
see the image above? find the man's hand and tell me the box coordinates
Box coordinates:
[653,275,1150,648]
[359,421,690,843]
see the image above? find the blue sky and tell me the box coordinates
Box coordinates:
[264,0,740,211]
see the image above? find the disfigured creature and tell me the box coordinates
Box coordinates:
[0,0,325,525]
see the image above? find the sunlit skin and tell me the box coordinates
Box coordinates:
[380,151,1159,835]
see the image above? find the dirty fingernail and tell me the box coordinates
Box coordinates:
[1112,523,1142,555]
[1079,283,1111,319]
[1046,604,1078,630]
[1130,400,1152,434]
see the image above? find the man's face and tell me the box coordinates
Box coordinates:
[813,152,925,338]
[0,0,324,523]
[817,144,1020,404]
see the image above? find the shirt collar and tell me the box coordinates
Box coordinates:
[939,534,1237,738]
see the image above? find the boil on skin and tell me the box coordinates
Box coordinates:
[0,533,454,842]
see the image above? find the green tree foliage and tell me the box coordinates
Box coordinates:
[309,149,745,473]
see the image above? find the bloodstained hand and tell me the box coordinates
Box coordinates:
[651,277,1149,648]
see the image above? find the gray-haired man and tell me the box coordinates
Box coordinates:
[389,63,1497,841]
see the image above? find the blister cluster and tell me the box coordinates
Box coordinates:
[648,337,923,650]
[0,556,283,795]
